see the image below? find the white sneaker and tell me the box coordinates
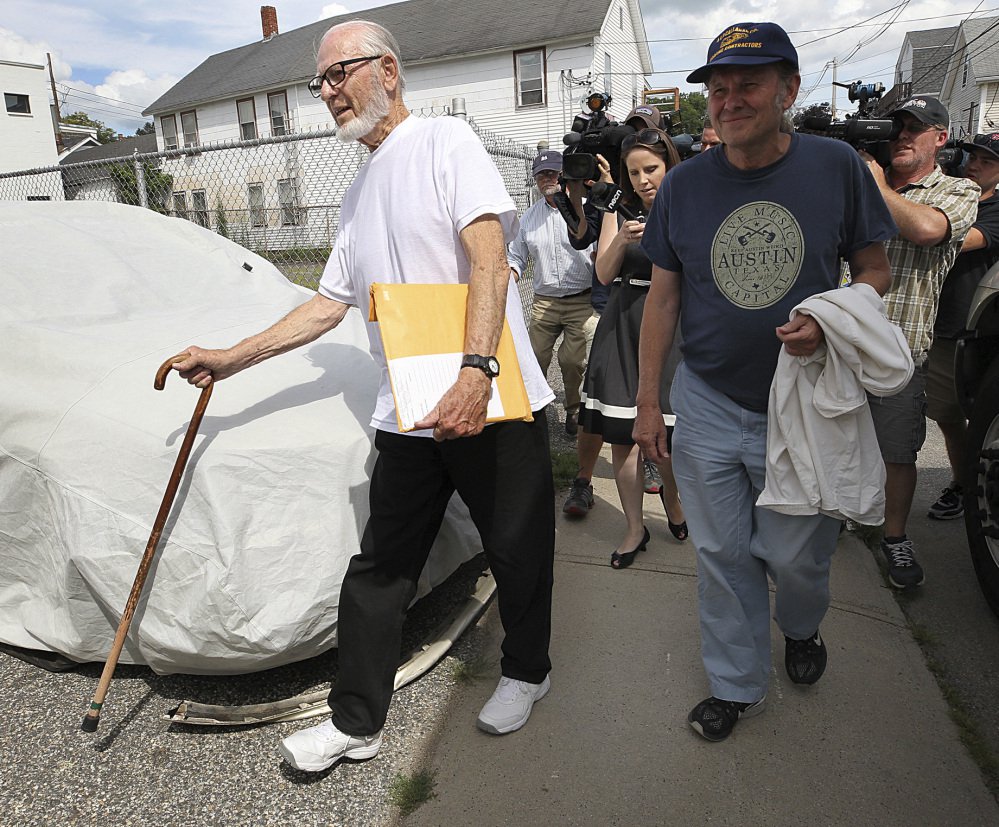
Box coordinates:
[278,720,382,772]
[476,675,550,734]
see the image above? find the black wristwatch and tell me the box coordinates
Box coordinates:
[461,354,500,378]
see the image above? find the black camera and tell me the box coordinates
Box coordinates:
[799,80,900,163]
[561,92,635,181]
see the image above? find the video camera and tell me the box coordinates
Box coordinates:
[799,81,899,164]
[560,93,696,181]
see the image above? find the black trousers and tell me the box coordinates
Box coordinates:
[328,409,555,736]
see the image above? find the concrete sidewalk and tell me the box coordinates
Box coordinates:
[407,457,999,826]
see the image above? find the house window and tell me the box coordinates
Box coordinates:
[191,190,209,227]
[237,98,257,140]
[248,183,266,227]
[172,191,188,219]
[963,55,970,88]
[514,49,545,107]
[619,7,624,29]
[4,93,30,114]
[180,110,199,146]
[161,115,178,150]
[277,178,302,225]
[268,91,290,136]
[604,53,612,99]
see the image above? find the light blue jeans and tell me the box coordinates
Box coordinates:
[670,362,841,703]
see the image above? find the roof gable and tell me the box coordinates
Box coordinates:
[963,17,999,79]
[145,0,613,115]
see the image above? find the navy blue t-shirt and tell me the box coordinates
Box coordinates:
[641,132,897,412]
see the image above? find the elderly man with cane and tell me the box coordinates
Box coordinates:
[173,19,556,771]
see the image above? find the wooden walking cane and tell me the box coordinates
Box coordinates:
[81,354,213,732]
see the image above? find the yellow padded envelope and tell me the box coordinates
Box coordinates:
[368,282,533,432]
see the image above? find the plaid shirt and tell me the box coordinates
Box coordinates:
[882,166,979,362]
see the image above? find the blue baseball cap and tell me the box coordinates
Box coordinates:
[532,151,562,175]
[687,22,798,84]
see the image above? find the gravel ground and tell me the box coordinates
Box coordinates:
[0,555,493,827]
[0,353,575,827]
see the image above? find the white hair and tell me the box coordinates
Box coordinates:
[320,20,406,93]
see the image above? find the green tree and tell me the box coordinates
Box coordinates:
[678,92,708,133]
[793,102,831,129]
[108,161,174,213]
[135,121,156,136]
[215,198,230,239]
[62,111,117,144]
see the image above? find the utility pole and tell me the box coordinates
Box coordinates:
[47,52,63,152]
[830,58,838,120]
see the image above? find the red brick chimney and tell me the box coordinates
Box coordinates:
[261,6,279,39]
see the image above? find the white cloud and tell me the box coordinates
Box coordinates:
[0,26,72,77]
[320,4,352,18]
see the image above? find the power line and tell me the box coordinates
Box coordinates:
[57,83,147,114]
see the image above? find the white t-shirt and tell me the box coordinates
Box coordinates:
[318,115,554,434]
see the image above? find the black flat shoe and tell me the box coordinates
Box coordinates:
[610,526,651,569]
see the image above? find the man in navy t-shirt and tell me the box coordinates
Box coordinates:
[633,21,896,742]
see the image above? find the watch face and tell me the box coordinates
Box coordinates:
[487,357,500,375]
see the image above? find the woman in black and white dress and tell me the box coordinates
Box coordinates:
[579,129,686,568]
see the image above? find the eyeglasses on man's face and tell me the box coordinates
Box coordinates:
[308,55,384,97]
[621,128,668,151]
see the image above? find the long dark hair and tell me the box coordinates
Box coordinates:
[618,128,681,211]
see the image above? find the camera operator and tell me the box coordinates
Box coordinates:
[925,133,999,521]
[856,97,979,589]
[560,105,670,511]
[508,151,596,438]
[564,105,671,249]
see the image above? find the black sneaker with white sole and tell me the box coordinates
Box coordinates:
[927,483,963,520]
[687,695,765,742]
[880,536,925,588]
[784,630,827,685]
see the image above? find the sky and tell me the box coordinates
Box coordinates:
[0,0,990,136]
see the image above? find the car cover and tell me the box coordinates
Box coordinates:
[0,201,481,674]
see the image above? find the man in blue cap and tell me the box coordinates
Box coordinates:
[508,151,597,439]
[634,22,897,741]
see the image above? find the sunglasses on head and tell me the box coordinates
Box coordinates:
[621,128,668,151]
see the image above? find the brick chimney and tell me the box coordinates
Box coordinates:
[261,6,279,39]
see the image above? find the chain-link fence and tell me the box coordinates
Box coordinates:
[0,111,538,316]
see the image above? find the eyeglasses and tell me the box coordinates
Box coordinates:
[621,128,668,151]
[892,118,941,136]
[308,55,383,97]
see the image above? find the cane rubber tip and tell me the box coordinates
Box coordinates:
[81,715,99,732]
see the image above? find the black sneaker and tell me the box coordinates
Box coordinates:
[562,477,593,517]
[564,410,579,437]
[784,631,827,685]
[687,696,765,742]
[927,483,964,520]
[880,536,925,588]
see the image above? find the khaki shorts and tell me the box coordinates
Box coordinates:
[926,337,965,424]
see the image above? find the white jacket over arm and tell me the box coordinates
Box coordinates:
[757,282,914,524]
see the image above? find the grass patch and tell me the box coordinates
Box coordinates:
[851,522,999,796]
[388,769,437,817]
[551,448,578,490]
[450,654,495,685]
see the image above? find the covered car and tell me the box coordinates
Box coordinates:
[0,201,481,674]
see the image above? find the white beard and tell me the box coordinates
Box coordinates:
[336,73,392,144]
